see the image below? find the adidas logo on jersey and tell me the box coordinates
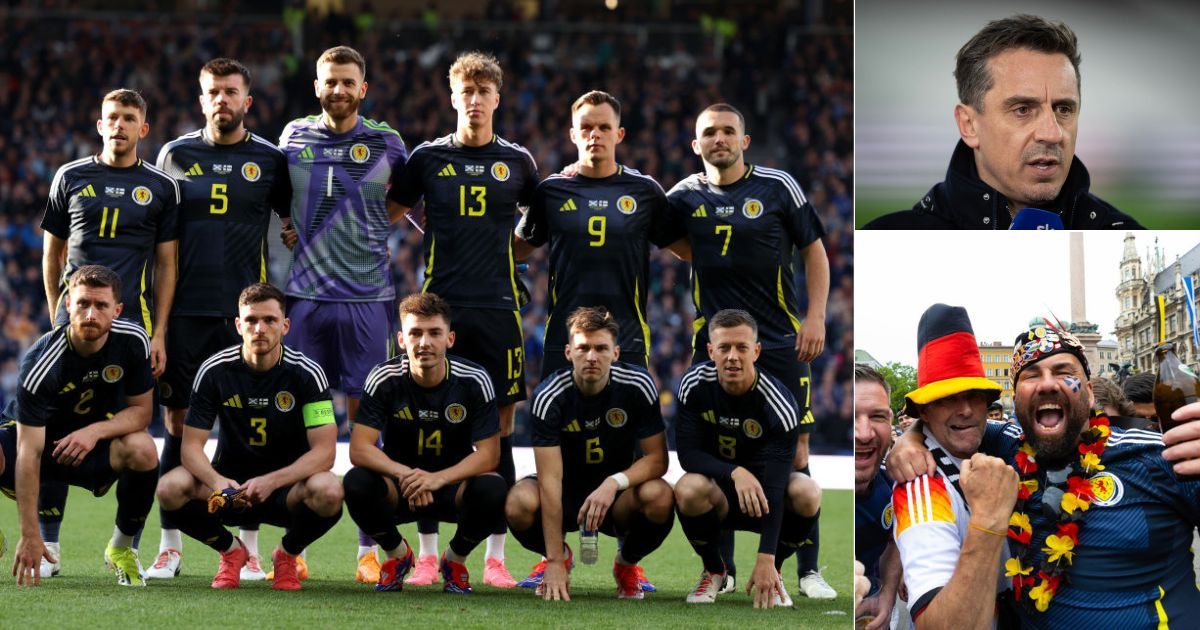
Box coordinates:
[223,395,244,409]
[692,204,707,218]
[507,382,521,396]
[559,198,578,212]
[394,407,414,421]
[298,146,315,161]
[59,382,77,394]
[563,420,581,433]
[438,164,458,177]
[77,184,97,198]
[186,163,204,176]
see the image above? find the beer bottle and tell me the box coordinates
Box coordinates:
[1154,343,1200,431]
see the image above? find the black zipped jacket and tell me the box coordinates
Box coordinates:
[862,140,1144,229]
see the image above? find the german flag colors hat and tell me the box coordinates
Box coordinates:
[904,304,1002,415]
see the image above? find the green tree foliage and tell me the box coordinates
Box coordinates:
[876,361,917,417]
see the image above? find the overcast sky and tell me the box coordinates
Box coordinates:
[855,231,1200,367]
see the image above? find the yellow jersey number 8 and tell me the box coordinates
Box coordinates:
[718,435,737,459]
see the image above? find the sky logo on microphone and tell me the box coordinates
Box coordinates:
[1010,208,1064,230]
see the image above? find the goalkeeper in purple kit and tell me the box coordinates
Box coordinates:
[277,45,408,583]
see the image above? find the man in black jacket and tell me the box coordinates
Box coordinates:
[864,15,1143,230]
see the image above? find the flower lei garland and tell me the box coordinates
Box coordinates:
[1004,410,1111,612]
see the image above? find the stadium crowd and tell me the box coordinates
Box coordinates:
[0,1,852,453]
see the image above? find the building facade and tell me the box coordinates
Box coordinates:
[977,340,1013,410]
[1115,233,1200,375]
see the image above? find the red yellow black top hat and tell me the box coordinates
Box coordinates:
[904,304,1002,415]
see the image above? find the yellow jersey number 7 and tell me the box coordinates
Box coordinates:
[714,224,732,256]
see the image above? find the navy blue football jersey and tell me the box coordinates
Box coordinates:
[15,321,153,444]
[517,166,672,357]
[530,361,664,493]
[186,344,333,480]
[42,157,180,332]
[674,360,799,553]
[156,129,291,317]
[356,355,499,472]
[389,134,538,309]
[665,165,824,350]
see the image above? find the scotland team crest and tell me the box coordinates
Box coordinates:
[132,186,153,206]
[742,418,763,439]
[616,195,637,215]
[275,391,295,412]
[605,408,628,428]
[881,504,894,529]
[491,161,510,182]
[350,143,370,164]
[242,162,261,182]
[445,403,467,424]
[1090,472,1124,507]
[742,199,764,219]
[102,365,124,383]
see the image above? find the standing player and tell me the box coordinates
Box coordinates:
[342,293,506,593]
[673,310,821,608]
[155,283,342,591]
[515,90,682,376]
[4,266,160,587]
[147,57,293,581]
[38,88,179,577]
[278,45,408,583]
[665,103,833,598]
[387,51,537,587]
[505,307,674,601]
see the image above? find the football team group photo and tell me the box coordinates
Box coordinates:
[0,2,854,626]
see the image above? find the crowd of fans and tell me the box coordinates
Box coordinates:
[0,1,852,453]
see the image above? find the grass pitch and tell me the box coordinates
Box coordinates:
[0,488,852,629]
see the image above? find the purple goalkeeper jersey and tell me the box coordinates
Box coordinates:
[278,115,407,302]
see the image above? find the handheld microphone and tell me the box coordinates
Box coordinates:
[1009,207,1064,230]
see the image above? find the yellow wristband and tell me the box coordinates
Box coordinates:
[969,523,1006,537]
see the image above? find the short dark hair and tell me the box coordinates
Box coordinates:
[238,283,286,312]
[854,363,891,397]
[697,103,745,133]
[200,57,252,90]
[69,265,122,300]
[398,292,452,325]
[318,45,366,79]
[1093,377,1135,416]
[565,306,620,343]
[1122,372,1155,405]
[102,88,147,117]
[708,309,758,339]
[572,91,621,121]
[988,401,1004,412]
[955,14,1081,111]
[449,51,503,90]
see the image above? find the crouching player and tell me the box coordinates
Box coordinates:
[674,309,820,608]
[506,307,674,601]
[342,293,505,593]
[5,265,159,586]
[155,283,342,590]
